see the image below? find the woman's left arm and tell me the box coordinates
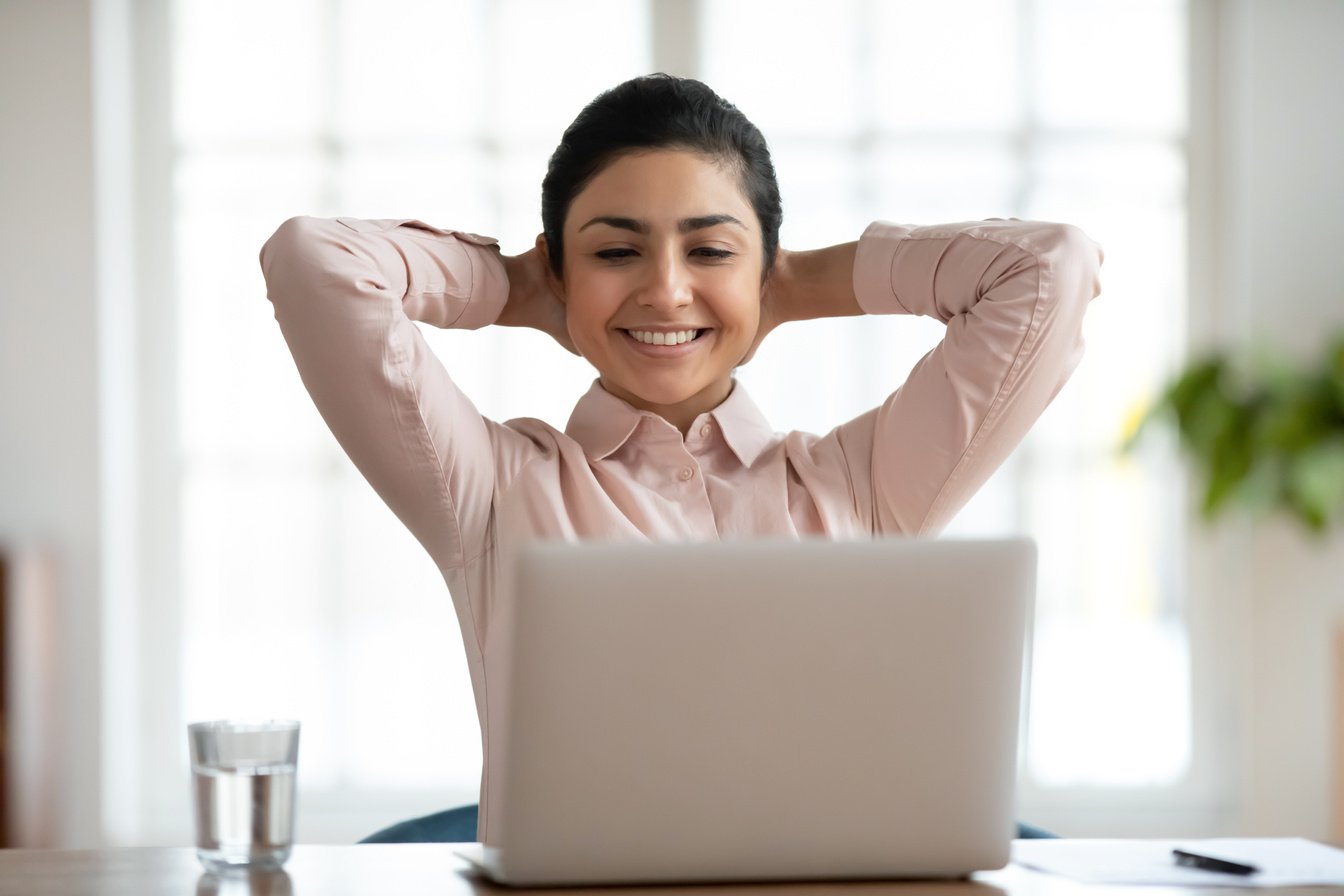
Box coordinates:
[765,219,1103,535]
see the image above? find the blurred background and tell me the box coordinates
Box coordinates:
[1,0,1342,848]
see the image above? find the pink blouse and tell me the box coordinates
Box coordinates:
[260,216,1102,838]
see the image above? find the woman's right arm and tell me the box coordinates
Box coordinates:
[260,216,520,572]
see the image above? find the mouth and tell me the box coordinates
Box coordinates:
[621,328,710,346]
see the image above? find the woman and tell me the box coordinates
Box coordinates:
[260,74,1103,843]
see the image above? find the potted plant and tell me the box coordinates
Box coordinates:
[1130,333,1344,534]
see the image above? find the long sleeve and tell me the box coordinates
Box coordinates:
[259,216,524,573]
[839,219,1104,535]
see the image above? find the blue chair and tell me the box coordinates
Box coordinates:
[360,803,1058,843]
[360,803,480,843]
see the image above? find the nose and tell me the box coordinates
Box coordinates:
[637,248,692,312]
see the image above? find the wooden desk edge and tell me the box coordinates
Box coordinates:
[0,844,1335,896]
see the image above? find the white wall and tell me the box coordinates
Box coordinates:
[1,0,1342,847]
[1194,0,1344,841]
[0,0,105,847]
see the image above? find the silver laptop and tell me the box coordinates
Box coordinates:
[458,537,1034,886]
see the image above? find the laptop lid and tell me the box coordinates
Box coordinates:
[480,538,1034,886]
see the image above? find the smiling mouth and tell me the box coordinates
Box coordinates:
[622,328,709,346]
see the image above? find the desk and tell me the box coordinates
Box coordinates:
[0,845,1338,896]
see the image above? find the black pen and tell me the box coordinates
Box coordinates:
[1173,849,1260,876]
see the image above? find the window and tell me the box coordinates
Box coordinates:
[700,0,1191,795]
[146,0,1191,842]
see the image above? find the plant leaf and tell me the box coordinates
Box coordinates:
[1284,438,1344,534]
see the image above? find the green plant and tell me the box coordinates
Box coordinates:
[1128,333,1344,533]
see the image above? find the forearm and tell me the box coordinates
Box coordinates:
[260,216,508,329]
[851,219,1102,321]
[770,242,862,325]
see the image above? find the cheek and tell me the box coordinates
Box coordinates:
[561,285,618,350]
[728,276,764,329]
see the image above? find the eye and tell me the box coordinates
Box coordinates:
[691,247,735,261]
[595,247,638,262]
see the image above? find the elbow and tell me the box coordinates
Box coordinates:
[1040,222,1104,304]
[1034,224,1102,367]
[259,215,345,306]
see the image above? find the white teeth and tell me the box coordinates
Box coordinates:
[628,329,699,345]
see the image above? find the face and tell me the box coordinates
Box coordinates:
[548,149,764,431]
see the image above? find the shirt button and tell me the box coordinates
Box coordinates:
[699,424,712,438]
[679,467,694,481]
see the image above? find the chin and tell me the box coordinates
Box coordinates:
[601,366,728,414]
[611,375,707,409]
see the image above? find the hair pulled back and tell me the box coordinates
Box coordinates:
[540,74,782,276]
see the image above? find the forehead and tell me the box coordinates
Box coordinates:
[566,149,757,231]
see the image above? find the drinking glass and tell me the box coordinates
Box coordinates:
[188,720,300,872]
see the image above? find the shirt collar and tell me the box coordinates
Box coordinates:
[564,379,775,467]
[707,379,775,467]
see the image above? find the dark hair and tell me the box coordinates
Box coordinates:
[540,73,782,276]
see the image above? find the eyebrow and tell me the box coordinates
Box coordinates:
[577,214,747,234]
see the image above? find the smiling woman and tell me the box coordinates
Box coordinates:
[544,150,769,433]
[536,147,869,436]
[259,73,1102,843]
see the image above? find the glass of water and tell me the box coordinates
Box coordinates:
[188,720,300,872]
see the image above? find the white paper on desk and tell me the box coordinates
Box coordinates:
[1012,838,1344,887]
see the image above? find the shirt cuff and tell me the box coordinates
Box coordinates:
[451,230,509,330]
[852,220,918,316]
[403,220,508,330]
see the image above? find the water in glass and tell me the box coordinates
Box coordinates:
[193,760,296,872]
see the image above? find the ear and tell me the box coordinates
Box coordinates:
[536,233,567,305]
